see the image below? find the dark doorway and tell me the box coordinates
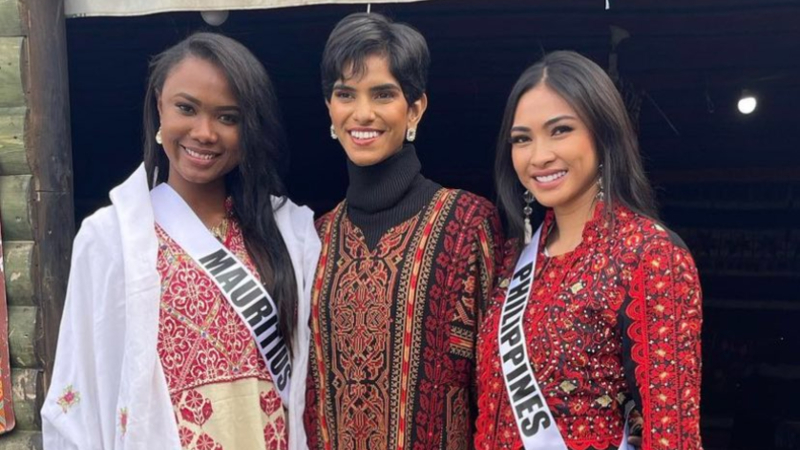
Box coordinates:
[66,1,800,448]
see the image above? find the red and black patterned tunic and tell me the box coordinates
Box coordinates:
[475,203,703,450]
[305,185,504,450]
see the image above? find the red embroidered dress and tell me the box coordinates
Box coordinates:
[475,203,703,450]
[305,179,504,450]
[156,208,287,450]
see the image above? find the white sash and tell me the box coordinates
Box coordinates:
[499,225,632,450]
[151,184,291,404]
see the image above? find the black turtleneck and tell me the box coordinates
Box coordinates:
[345,144,441,249]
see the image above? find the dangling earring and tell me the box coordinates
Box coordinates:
[596,163,605,200]
[330,125,338,140]
[406,128,417,142]
[523,190,535,244]
[155,128,163,145]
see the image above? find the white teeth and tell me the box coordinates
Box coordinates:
[535,171,567,183]
[350,130,380,140]
[184,147,216,160]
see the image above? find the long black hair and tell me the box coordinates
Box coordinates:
[495,50,657,248]
[143,32,298,350]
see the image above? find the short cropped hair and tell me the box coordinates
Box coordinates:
[321,12,430,105]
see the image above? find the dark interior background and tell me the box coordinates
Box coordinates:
[66,1,800,448]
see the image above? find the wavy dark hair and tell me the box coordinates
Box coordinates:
[143,32,298,351]
[495,50,658,250]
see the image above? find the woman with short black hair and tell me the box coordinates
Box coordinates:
[304,12,504,450]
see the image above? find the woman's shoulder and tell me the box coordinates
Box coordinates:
[613,205,692,255]
[73,204,123,252]
[447,189,497,215]
[272,196,320,248]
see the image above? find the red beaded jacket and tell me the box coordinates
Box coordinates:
[475,203,703,450]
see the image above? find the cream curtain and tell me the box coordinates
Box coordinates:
[65,0,430,18]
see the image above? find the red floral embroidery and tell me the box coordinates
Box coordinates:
[179,389,214,427]
[119,407,128,436]
[475,204,703,450]
[195,433,223,450]
[156,211,288,449]
[156,218,272,394]
[56,385,80,413]
[179,426,195,447]
[260,390,281,416]
[264,416,287,450]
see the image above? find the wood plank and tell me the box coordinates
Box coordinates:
[0,0,22,37]
[7,306,38,369]
[0,37,25,108]
[0,175,32,241]
[10,368,41,431]
[0,107,29,175]
[3,241,34,307]
[0,430,42,449]
[22,0,74,394]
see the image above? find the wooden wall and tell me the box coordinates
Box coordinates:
[0,0,74,447]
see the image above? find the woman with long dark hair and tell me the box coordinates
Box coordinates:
[42,33,319,450]
[475,51,703,450]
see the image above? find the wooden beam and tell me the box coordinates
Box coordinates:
[0,175,33,241]
[0,107,29,175]
[3,241,34,307]
[7,306,39,369]
[0,37,25,108]
[11,368,42,431]
[0,430,42,449]
[22,0,74,394]
[0,0,22,37]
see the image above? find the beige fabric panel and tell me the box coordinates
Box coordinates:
[66,0,430,18]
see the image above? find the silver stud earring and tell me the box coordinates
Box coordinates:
[406,128,417,142]
[330,125,338,140]
[523,190,535,244]
[155,128,163,145]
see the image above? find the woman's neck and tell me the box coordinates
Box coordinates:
[547,186,598,256]
[167,177,228,228]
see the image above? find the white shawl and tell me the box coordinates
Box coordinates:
[42,164,320,450]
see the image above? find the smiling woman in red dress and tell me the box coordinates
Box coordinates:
[474,51,703,450]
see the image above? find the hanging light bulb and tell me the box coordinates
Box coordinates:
[201,10,229,26]
[737,90,757,115]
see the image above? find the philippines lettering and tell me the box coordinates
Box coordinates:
[499,261,552,436]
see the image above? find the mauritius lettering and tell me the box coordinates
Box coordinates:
[199,249,290,390]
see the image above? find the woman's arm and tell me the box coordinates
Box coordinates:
[623,232,703,450]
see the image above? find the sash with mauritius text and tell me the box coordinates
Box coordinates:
[151,184,291,404]
[499,225,631,450]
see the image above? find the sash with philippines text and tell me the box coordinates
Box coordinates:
[151,184,291,404]
[499,225,632,450]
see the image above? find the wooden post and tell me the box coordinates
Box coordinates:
[0,0,73,446]
[22,0,75,396]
